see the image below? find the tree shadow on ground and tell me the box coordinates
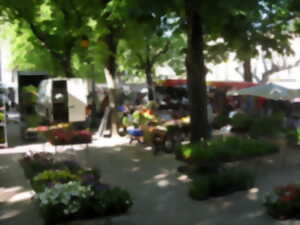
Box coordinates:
[71,144,300,225]
[0,153,44,225]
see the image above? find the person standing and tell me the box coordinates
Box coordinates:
[207,100,215,139]
[8,87,15,109]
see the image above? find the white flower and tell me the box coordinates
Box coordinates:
[36,181,93,215]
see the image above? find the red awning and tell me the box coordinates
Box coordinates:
[208,81,257,90]
[162,79,187,87]
[160,79,257,90]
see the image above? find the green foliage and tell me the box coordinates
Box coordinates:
[37,183,133,224]
[19,152,132,224]
[212,114,231,129]
[230,113,254,133]
[92,187,133,216]
[189,169,255,200]
[0,112,4,122]
[177,136,279,164]
[249,113,284,138]
[24,114,42,128]
[32,169,79,193]
[22,85,37,106]
[118,18,185,82]
[0,0,111,80]
[264,184,300,220]
[284,128,300,145]
[19,152,55,179]
[37,181,94,223]
[19,152,82,179]
[0,126,5,143]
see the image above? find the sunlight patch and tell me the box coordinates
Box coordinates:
[8,191,35,203]
[249,187,259,193]
[157,179,170,187]
[131,167,140,172]
[154,173,168,180]
[132,158,140,163]
[177,175,190,183]
[0,210,20,220]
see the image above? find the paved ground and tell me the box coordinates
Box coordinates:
[2,116,300,225]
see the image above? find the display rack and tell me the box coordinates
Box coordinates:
[0,94,8,148]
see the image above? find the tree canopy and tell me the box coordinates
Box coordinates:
[0,0,110,80]
[0,0,298,142]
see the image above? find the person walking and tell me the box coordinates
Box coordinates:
[207,100,215,139]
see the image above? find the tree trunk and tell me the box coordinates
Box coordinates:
[103,30,120,137]
[243,59,253,82]
[61,56,74,78]
[185,0,209,142]
[145,62,154,101]
[60,42,75,78]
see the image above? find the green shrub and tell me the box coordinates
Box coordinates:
[19,153,83,179]
[230,113,254,133]
[189,178,211,200]
[0,126,5,143]
[0,112,4,122]
[20,152,132,225]
[212,114,231,129]
[37,182,133,225]
[264,184,300,220]
[189,169,254,200]
[284,128,300,145]
[37,181,94,224]
[32,169,79,192]
[249,113,284,138]
[92,187,133,216]
[19,153,56,179]
[24,115,42,128]
[177,136,279,164]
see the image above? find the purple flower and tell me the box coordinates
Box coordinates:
[93,183,110,192]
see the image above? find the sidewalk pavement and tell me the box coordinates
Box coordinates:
[2,119,300,225]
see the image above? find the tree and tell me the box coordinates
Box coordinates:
[118,18,184,100]
[217,0,294,82]
[0,0,131,137]
[0,0,108,77]
[126,0,296,142]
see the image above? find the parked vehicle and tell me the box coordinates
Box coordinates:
[36,78,89,123]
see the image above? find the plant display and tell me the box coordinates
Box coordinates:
[24,114,42,128]
[19,152,133,224]
[230,113,254,133]
[22,85,38,106]
[264,184,300,220]
[0,112,4,122]
[284,128,300,145]
[32,169,80,192]
[48,129,92,145]
[177,136,279,164]
[19,152,56,179]
[249,113,284,138]
[212,114,231,129]
[36,181,94,222]
[189,169,254,200]
[19,152,82,179]
[132,108,157,126]
[0,127,5,143]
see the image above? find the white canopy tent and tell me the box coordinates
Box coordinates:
[227,83,300,101]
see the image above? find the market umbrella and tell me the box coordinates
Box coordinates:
[227,83,300,100]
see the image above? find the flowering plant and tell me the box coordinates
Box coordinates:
[264,184,300,219]
[19,152,55,179]
[37,181,93,216]
[20,152,133,224]
[32,169,80,193]
[48,129,92,145]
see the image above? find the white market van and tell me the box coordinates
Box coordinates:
[36,78,89,123]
